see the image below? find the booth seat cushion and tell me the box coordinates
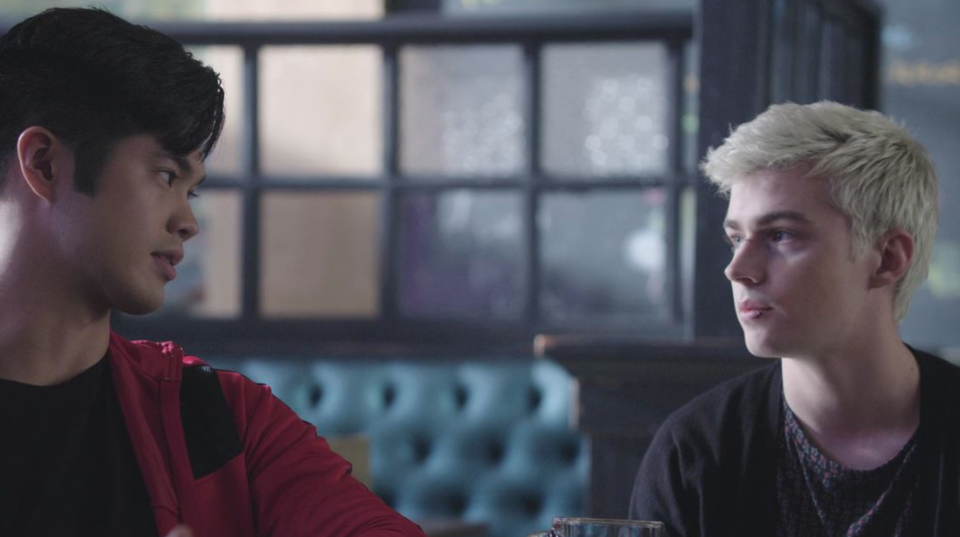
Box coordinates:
[213,357,587,537]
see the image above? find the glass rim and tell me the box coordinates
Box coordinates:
[553,517,664,529]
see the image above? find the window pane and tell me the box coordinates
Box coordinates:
[542,43,669,178]
[0,0,201,21]
[539,189,668,321]
[400,46,525,178]
[446,0,696,15]
[205,0,382,20]
[190,46,244,177]
[0,0,383,22]
[261,192,380,318]
[154,190,243,318]
[683,42,700,176]
[399,191,524,318]
[260,46,382,178]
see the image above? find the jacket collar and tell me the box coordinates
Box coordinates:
[108,331,184,383]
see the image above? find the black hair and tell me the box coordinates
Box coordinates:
[0,8,225,195]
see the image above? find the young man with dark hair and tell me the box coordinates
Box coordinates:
[630,102,960,535]
[0,8,425,537]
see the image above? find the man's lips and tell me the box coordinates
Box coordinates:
[738,300,772,319]
[152,250,183,281]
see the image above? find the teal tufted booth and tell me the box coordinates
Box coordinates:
[210,357,587,537]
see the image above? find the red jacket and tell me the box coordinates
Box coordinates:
[107,331,425,537]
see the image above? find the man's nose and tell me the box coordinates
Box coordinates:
[171,202,200,242]
[724,239,764,285]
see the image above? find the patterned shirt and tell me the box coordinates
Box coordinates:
[776,398,921,537]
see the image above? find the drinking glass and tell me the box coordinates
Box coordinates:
[528,517,663,537]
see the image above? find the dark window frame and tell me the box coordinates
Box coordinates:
[104,12,696,356]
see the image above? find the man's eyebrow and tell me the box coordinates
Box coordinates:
[153,149,206,185]
[152,150,189,171]
[724,210,812,230]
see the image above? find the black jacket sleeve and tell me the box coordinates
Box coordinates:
[628,363,782,537]
[629,417,699,537]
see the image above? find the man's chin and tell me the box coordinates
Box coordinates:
[743,333,785,359]
[113,291,165,316]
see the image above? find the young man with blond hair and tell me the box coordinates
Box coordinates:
[630,101,957,535]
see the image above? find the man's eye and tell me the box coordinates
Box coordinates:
[771,230,791,242]
[725,234,743,250]
[160,170,177,186]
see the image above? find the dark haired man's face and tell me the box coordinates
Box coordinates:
[54,134,204,314]
[722,168,876,360]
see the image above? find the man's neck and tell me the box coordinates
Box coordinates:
[0,322,111,387]
[0,192,114,386]
[781,333,920,470]
[0,260,112,386]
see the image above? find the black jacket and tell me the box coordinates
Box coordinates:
[629,348,960,536]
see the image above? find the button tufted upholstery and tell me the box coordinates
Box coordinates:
[210,357,587,537]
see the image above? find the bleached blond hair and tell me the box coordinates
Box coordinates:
[702,101,939,325]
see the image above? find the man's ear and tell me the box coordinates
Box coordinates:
[16,126,73,202]
[869,229,915,289]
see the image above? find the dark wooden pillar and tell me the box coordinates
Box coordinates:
[693,0,776,339]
